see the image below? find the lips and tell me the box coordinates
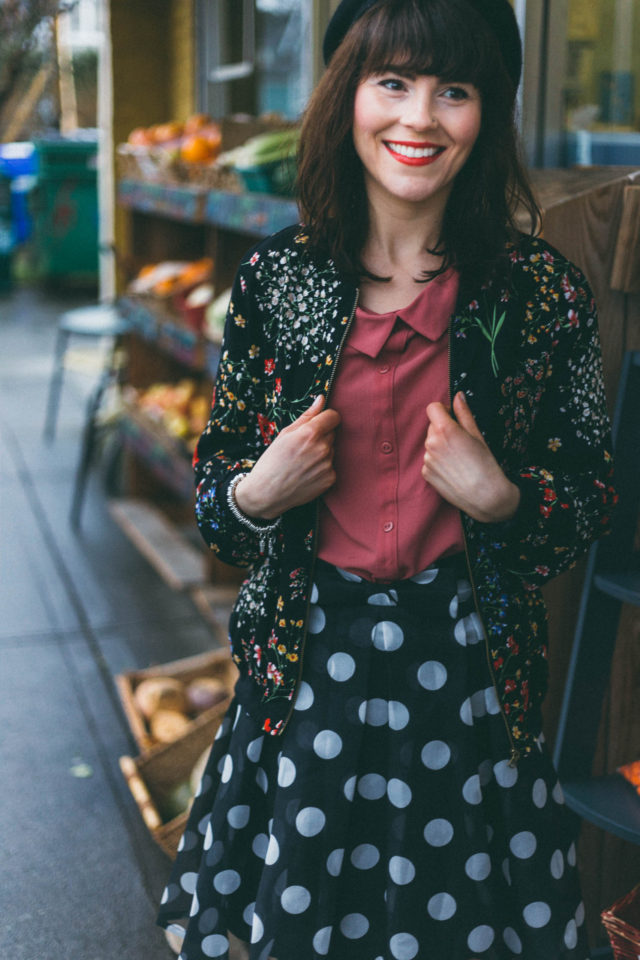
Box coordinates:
[384,140,446,166]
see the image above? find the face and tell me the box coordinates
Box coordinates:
[352,70,482,215]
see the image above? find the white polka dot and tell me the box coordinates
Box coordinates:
[502,857,511,885]
[277,756,297,787]
[190,891,200,917]
[246,736,263,763]
[326,848,344,877]
[180,871,198,894]
[503,927,522,954]
[327,652,355,682]
[494,759,518,788]
[281,885,311,914]
[344,775,356,801]
[265,834,279,865]
[336,567,361,581]
[550,849,564,879]
[313,729,343,759]
[484,686,500,714]
[564,918,578,949]
[313,926,332,955]
[213,870,241,894]
[457,578,473,600]
[510,831,537,859]
[227,805,250,829]
[410,568,438,583]
[387,778,412,808]
[523,901,551,928]
[468,925,495,952]
[368,592,396,606]
[296,806,326,837]
[371,621,404,651]
[427,892,457,920]
[251,914,264,944]
[421,740,451,770]
[252,833,268,859]
[388,701,410,730]
[243,902,255,926]
[463,774,482,804]
[449,595,459,618]
[308,605,326,634]
[465,853,491,881]
[198,814,210,836]
[470,690,486,717]
[532,778,547,808]
[359,698,388,726]
[478,758,493,786]
[351,844,380,869]
[358,773,386,799]
[310,583,319,604]
[255,767,268,793]
[459,698,473,726]
[340,913,369,939]
[389,932,419,959]
[454,612,484,645]
[424,818,454,847]
[294,680,314,710]
[575,901,585,927]
[232,704,242,729]
[204,821,213,850]
[552,781,565,804]
[567,842,577,866]
[220,754,233,783]
[202,934,229,957]
[389,856,415,885]
[417,660,447,691]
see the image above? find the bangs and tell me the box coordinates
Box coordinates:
[356,0,502,90]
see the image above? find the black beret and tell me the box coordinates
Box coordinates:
[322,0,522,89]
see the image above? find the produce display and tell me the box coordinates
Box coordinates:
[127,257,217,335]
[127,378,211,450]
[132,672,228,745]
[158,745,213,822]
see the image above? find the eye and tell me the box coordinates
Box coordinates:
[376,75,408,92]
[441,85,473,101]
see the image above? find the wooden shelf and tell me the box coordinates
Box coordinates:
[118,177,298,236]
[119,296,221,374]
[119,404,195,501]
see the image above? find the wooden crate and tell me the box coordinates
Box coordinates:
[116,646,237,751]
[119,695,230,858]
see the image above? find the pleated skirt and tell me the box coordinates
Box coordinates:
[157,555,589,960]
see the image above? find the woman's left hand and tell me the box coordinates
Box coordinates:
[422,391,521,523]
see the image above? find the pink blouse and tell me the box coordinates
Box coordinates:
[317,270,465,581]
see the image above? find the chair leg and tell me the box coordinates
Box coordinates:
[69,368,110,529]
[43,328,69,442]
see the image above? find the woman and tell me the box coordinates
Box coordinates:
[158,2,616,958]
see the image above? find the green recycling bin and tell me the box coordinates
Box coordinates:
[31,135,99,285]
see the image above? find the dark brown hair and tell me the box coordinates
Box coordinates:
[297,0,540,292]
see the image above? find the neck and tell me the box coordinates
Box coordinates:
[363,185,449,276]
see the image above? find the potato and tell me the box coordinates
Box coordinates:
[186,676,229,714]
[133,677,187,720]
[149,708,191,743]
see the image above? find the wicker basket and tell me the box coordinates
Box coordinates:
[119,696,229,858]
[602,883,640,959]
[116,645,237,751]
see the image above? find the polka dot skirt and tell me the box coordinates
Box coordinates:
[157,556,589,960]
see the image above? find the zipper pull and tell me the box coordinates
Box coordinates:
[508,746,521,768]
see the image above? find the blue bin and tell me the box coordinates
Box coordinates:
[0,142,37,178]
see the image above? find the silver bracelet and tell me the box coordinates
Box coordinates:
[226,472,281,550]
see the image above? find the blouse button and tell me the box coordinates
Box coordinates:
[383,521,394,533]
[378,364,390,374]
[381,441,393,454]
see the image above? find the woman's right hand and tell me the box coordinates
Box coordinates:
[234,396,341,520]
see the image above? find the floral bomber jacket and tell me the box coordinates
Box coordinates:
[193,225,616,763]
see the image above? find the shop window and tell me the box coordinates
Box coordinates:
[562,0,640,165]
[196,0,313,121]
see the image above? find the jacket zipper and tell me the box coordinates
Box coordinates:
[279,289,360,734]
[448,319,520,768]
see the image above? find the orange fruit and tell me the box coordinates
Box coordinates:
[128,127,153,146]
[153,122,184,144]
[179,134,215,164]
[184,113,212,135]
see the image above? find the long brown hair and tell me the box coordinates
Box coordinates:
[297,0,540,293]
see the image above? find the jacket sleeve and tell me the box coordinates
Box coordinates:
[478,262,617,588]
[193,253,274,568]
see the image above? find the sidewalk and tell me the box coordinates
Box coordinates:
[0,284,223,959]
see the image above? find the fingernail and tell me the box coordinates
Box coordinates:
[457,391,467,403]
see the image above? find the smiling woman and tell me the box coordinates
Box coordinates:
[156,3,616,959]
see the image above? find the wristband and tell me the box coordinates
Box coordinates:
[227,472,281,551]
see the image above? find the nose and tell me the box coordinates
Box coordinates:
[400,89,437,133]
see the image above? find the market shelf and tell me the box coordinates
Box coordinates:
[119,296,222,375]
[117,178,298,237]
[561,774,640,845]
[119,402,195,501]
[594,569,640,607]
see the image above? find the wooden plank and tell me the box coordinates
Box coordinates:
[190,583,239,629]
[610,186,640,293]
[108,498,206,590]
